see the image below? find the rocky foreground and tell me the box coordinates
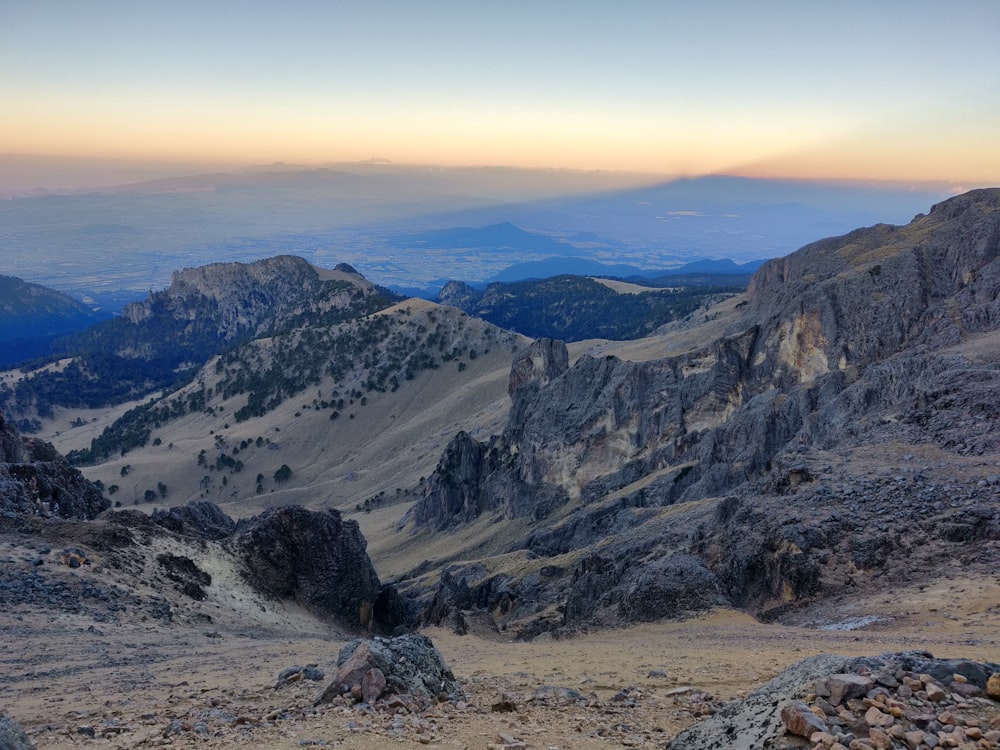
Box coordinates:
[670,652,1000,750]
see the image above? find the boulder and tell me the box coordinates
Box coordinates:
[231,506,403,633]
[0,714,34,750]
[314,634,463,708]
[780,700,828,737]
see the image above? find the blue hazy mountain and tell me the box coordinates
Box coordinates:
[392,221,579,255]
[0,275,109,367]
[486,256,766,284]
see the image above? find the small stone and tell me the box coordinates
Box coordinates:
[827,675,874,706]
[948,680,981,697]
[781,700,829,738]
[925,682,946,702]
[361,668,386,704]
[986,673,1000,700]
[864,706,894,728]
[874,673,899,689]
[868,727,892,749]
[903,730,926,750]
[815,697,838,716]
[810,730,836,745]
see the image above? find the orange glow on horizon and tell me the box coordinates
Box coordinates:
[3,102,999,185]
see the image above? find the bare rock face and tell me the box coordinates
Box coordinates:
[231,506,405,633]
[123,255,334,339]
[151,501,236,540]
[314,634,463,708]
[408,432,491,531]
[564,553,726,626]
[507,337,569,398]
[0,411,108,520]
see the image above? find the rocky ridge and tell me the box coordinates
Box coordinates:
[403,189,1000,635]
[0,498,408,634]
[0,411,107,519]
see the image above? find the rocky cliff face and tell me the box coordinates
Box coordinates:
[0,411,108,519]
[405,189,1000,634]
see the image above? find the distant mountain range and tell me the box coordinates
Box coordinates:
[0,165,951,296]
[437,272,749,342]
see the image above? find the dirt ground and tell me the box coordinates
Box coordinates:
[3,571,999,750]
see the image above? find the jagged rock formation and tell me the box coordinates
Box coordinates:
[0,411,108,519]
[231,505,407,634]
[405,189,1000,634]
[3,497,409,636]
[120,255,390,340]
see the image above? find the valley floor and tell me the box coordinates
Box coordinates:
[3,575,999,750]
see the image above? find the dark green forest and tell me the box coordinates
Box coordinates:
[440,274,745,342]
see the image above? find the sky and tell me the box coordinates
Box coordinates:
[2,1,1000,187]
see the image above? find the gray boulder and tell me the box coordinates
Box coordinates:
[231,505,407,634]
[314,634,463,708]
[0,714,34,750]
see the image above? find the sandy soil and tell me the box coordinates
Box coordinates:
[3,565,999,750]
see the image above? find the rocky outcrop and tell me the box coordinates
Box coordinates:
[121,255,385,341]
[151,501,236,540]
[667,651,1000,749]
[416,190,1000,528]
[231,506,407,633]
[436,280,480,311]
[0,411,108,520]
[564,552,725,626]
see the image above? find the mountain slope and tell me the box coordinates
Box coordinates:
[41,297,524,514]
[0,275,108,367]
[398,188,1000,636]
